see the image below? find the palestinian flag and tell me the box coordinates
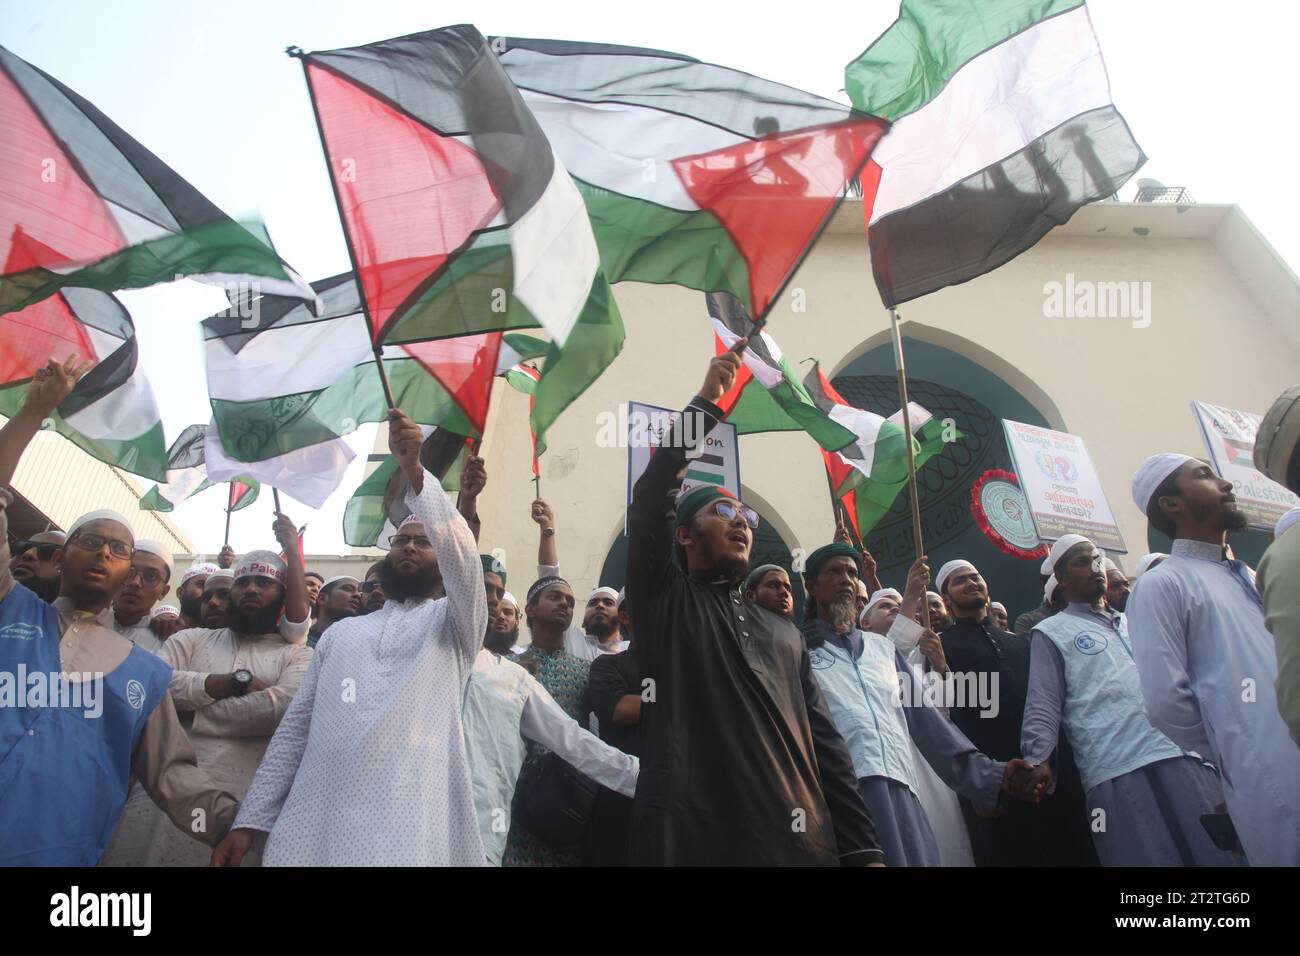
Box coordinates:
[342,425,468,548]
[0,44,313,316]
[709,292,856,450]
[498,38,889,320]
[203,273,487,482]
[805,363,957,537]
[0,285,168,480]
[298,27,623,451]
[845,0,1146,306]
[139,423,261,513]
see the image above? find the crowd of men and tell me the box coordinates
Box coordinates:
[1,352,1298,867]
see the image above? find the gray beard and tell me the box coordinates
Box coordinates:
[829,598,856,634]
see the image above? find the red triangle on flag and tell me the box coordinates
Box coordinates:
[1,67,125,276]
[305,63,503,343]
[400,332,503,435]
[672,116,888,320]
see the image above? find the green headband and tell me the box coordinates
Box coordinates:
[803,542,862,581]
[674,485,739,531]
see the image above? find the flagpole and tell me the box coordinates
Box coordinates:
[888,307,931,630]
[290,46,397,411]
[272,487,283,514]
[223,506,232,549]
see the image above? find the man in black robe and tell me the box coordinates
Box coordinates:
[936,559,1097,866]
[625,341,883,866]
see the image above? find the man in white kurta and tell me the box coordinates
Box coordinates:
[463,648,639,865]
[215,414,487,866]
[100,550,313,866]
[1128,453,1300,865]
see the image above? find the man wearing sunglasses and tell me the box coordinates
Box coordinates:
[213,408,487,866]
[625,340,884,866]
[0,355,238,865]
[9,530,65,604]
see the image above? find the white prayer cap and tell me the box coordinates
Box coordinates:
[935,559,977,595]
[324,574,359,588]
[1046,534,1092,576]
[233,550,286,584]
[926,591,943,602]
[149,605,180,621]
[181,562,218,585]
[1276,506,1300,539]
[67,509,134,541]
[1134,553,1168,579]
[133,539,173,573]
[617,588,627,608]
[1039,554,1053,575]
[1103,557,1120,574]
[500,591,519,609]
[990,601,1007,614]
[398,513,423,530]
[1132,453,1195,513]
[1044,575,1062,603]
[204,568,234,588]
[859,588,902,625]
[587,586,618,605]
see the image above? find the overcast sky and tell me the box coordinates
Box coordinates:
[4,0,1296,556]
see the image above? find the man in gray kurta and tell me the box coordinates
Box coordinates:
[1021,534,1235,866]
[1127,453,1300,866]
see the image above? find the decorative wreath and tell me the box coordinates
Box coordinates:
[970,469,1048,561]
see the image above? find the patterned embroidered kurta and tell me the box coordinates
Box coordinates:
[502,645,591,866]
[231,474,487,866]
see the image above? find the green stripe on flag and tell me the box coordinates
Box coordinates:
[844,0,1085,121]
[685,470,725,486]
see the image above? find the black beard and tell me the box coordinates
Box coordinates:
[378,561,441,602]
[1223,506,1249,533]
[180,592,204,620]
[230,602,282,636]
[484,629,516,654]
[1109,592,1128,613]
[586,618,618,640]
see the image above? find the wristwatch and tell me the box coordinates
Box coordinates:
[542,527,556,538]
[231,669,253,697]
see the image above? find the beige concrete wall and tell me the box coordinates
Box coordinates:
[468,200,1299,587]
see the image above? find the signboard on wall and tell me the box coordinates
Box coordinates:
[1192,400,1300,532]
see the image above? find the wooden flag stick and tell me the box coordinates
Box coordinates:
[889,307,931,630]
[223,506,232,549]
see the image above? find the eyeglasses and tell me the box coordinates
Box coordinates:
[706,500,760,530]
[69,532,133,560]
[126,566,167,587]
[388,534,433,550]
[12,541,61,561]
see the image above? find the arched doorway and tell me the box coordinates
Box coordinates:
[831,331,1058,622]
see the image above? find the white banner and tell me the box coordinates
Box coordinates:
[1003,419,1126,553]
[1191,401,1299,533]
[625,401,740,529]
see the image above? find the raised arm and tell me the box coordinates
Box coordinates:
[272,511,310,637]
[391,409,486,668]
[626,345,742,612]
[0,354,91,490]
[532,498,559,572]
[457,453,486,543]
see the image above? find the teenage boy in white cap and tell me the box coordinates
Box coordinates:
[112,539,174,653]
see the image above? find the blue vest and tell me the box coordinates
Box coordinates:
[1034,605,1184,793]
[808,630,918,793]
[0,583,171,865]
